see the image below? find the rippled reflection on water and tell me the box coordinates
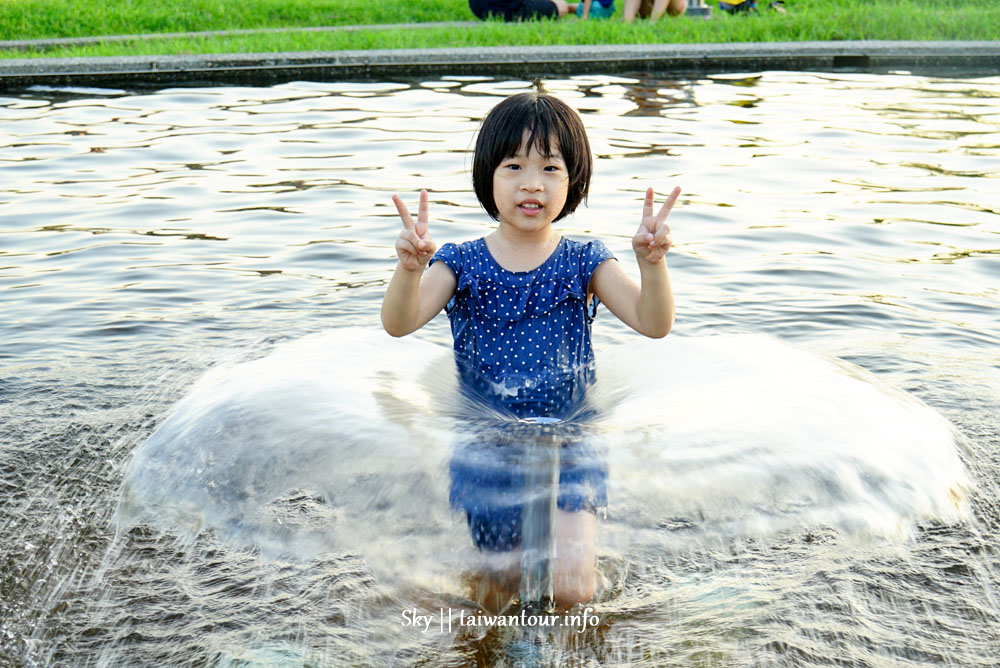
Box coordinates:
[2,73,999,666]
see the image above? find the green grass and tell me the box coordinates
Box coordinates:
[1,0,996,60]
[0,0,468,38]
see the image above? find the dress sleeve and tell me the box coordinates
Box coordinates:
[581,239,616,288]
[430,242,463,314]
[581,239,616,321]
[430,242,462,277]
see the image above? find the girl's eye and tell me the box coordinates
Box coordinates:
[544,165,560,172]
[505,163,521,170]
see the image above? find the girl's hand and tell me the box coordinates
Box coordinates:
[632,186,681,264]
[392,189,436,271]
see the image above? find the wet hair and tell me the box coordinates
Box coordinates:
[472,92,592,223]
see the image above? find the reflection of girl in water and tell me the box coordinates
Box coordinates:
[381,92,680,605]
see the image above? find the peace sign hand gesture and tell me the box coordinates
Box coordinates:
[632,186,681,264]
[392,189,436,272]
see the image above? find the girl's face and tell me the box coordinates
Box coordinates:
[492,131,569,236]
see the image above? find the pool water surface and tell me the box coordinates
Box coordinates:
[1,72,999,666]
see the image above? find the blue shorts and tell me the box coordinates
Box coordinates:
[449,421,607,552]
[577,0,615,18]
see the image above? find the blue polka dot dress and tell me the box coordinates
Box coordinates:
[432,236,615,552]
[430,236,615,420]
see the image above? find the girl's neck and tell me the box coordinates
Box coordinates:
[486,224,561,273]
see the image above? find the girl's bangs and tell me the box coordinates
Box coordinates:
[524,112,557,157]
[503,102,563,159]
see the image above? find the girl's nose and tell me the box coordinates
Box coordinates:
[519,169,544,191]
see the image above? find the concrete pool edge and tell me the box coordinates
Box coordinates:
[1,41,998,89]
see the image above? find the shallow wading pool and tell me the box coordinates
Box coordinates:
[2,72,999,666]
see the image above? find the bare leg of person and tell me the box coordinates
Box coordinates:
[475,548,521,611]
[475,510,597,609]
[552,0,573,16]
[650,0,686,18]
[625,0,655,21]
[622,0,636,21]
[552,509,597,606]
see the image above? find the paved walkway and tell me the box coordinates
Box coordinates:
[1,32,998,90]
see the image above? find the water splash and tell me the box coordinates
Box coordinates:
[116,329,462,568]
[117,329,972,573]
[591,333,972,549]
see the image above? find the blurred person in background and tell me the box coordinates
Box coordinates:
[718,0,786,13]
[469,0,579,20]
[623,0,686,22]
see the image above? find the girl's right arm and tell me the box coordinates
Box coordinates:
[381,190,457,337]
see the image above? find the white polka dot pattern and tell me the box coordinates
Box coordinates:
[430,237,615,418]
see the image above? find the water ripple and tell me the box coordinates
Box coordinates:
[2,72,1000,667]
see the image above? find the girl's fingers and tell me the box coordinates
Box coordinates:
[392,194,415,230]
[396,191,432,242]
[633,230,654,251]
[396,234,414,255]
[397,245,424,269]
[642,187,655,220]
[653,219,671,243]
[656,186,682,224]
[404,229,430,253]
[399,227,435,256]
[417,190,428,237]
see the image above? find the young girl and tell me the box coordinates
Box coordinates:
[381,92,679,606]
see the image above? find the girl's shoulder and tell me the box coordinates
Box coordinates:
[558,237,615,272]
[431,237,488,271]
[561,236,612,257]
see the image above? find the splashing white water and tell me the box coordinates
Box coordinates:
[117,329,971,572]
[591,334,971,548]
[117,329,461,565]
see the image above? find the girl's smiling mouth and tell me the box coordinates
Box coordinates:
[518,199,543,215]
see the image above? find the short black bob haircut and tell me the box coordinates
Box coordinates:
[472,92,592,223]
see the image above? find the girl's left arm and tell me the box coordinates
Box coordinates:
[590,186,680,339]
